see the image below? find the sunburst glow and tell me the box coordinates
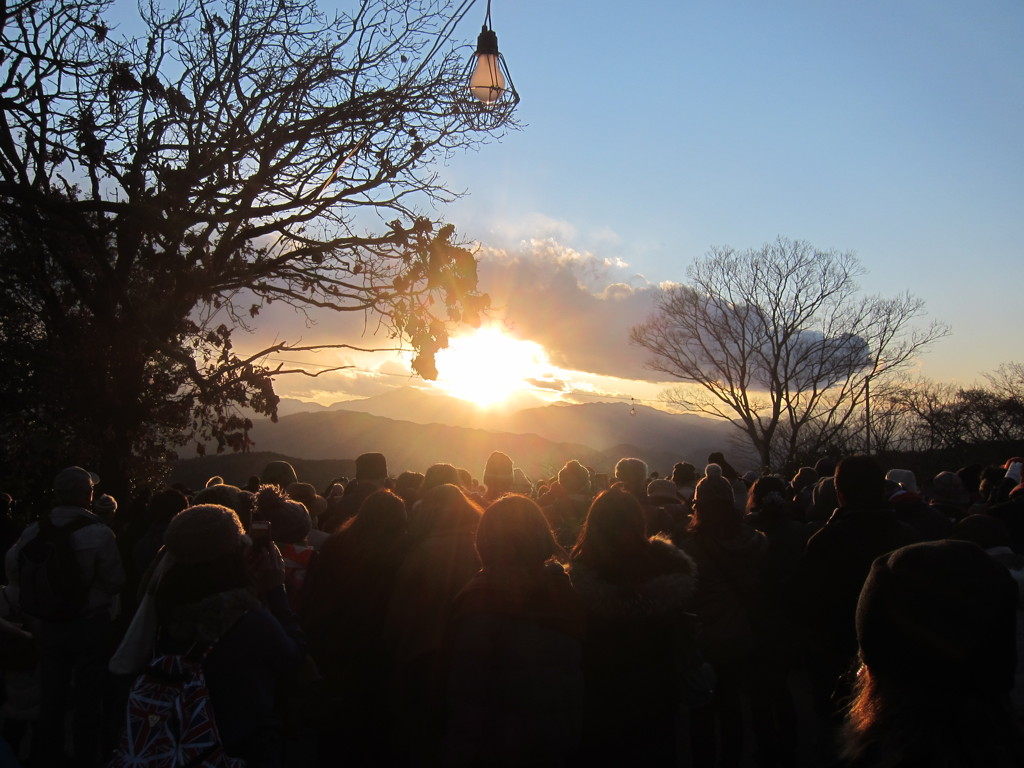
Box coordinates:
[432,328,553,406]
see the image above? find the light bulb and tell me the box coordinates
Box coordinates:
[469,53,505,104]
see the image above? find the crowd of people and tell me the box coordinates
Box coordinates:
[2,448,1024,768]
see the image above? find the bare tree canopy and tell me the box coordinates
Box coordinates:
[630,238,948,471]
[0,0,512,495]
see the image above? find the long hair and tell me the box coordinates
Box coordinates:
[571,485,659,584]
[745,475,794,528]
[841,664,1024,768]
[409,483,482,540]
[476,494,563,570]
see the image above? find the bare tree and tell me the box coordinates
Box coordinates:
[0,0,511,495]
[630,238,948,471]
[880,368,1024,454]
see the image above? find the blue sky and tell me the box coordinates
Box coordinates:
[425,0,1024,387]
[142,0,1022,406]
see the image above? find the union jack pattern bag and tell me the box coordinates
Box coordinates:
[110,642,245,767]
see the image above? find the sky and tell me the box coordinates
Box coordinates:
[237,0,1024,410]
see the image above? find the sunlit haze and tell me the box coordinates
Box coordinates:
[431,328,560,407]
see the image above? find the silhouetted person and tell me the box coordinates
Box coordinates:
[794,454,917,759]
[840,540,1024,767]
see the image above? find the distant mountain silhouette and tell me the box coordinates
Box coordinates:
[181,388,757,485]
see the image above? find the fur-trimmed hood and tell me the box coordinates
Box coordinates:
[569,536,697,620]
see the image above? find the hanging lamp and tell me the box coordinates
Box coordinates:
[457,0,519,129]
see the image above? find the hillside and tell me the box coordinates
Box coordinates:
[177,390,756,485]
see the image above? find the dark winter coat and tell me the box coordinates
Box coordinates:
[158,585,307,768]
[683,524,767,664]
[569,537,697,765]
[443,563,585,768]
[795,506,917,671]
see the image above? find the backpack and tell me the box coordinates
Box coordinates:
[17,514,95,620]
[110,642,245,768]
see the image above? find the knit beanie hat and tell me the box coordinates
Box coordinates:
[355,452,388,482]
[856,540,1017,694]
[193,483,244,513]
[94,494,118,518]
[254,485,311,544]
[484,451,514,485]
[164,504,246,565]
[694,464,735,510]
[558,460,590,494]
[261,460,299,490]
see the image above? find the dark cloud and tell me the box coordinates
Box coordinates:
[477,240,671,382]
[524,377,568,392]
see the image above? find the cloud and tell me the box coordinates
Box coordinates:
[236,234,681,404]
[477,240,669,382]
[524,377,569,392]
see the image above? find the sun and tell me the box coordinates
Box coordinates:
[432,328,553,407]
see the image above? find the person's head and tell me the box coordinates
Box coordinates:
[810,476,838,522]
[511,467,533,496]
[885,468,918,494]
[558,460,591,496]
[747,474,789,515]
[261,460,298,490]
[286,482,328,522]
[571,485,652,580]
[978,465,1007,502]
[791,466,818,492]
[671,461,697,487]
[690,464,740,538]
[476,494,560,570]
[340,488,407,541]
[253,484,312,544]
[146,488,189,526]
[843,540,1021,766]
[483,451,515,498]
[707,452,738,480]
[931,471,969,507]
[355,452,389,488]
[412,483,483,538]
[813,456,836,478]
[156,504,252,624]
[93,493,118,521]
[835,454,887,509]
[423,463,462,492]
[613,457,648,493]
[956,464,983,496]
[193,483,244,515]
[647,478,680,503]
[53,466,98,507]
